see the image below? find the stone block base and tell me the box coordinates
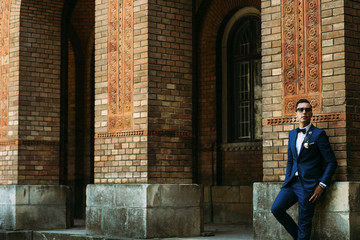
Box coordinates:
[86,184,203,239]
[253,182,360,240]
[0,230,32,240]
[203,185,252,224]
[0,185,72,230]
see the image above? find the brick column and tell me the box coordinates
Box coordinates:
[254,0,360,239]
[146,0,193,183]
[94,0,193,184]
[91,1,199,238]
[261,0,347,183]
[0,0,63,185]
[0,0,71,231]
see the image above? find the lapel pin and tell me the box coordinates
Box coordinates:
[304,137,309,149]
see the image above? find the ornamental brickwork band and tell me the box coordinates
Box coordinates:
[108,0,134,131]
[0,0,10,141]
[282,0,322,115]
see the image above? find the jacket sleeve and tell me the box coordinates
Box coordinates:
[318,130,337,186]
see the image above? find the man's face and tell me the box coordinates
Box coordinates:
[296,102,313,125]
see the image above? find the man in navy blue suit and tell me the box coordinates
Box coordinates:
[271,99,337,240]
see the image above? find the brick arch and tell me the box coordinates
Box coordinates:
[196,0,261,185]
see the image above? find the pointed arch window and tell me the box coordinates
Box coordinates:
[227,16,261,142]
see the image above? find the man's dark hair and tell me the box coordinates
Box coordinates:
[296,99,312,108]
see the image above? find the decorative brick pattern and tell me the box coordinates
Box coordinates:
[263,113,347,125]
[108,0,134,131]
[282,0,322,115]
[0,0,10,141]
[0,0,355,189]
[95,130,192,138]
[0,0,12,185]
[94,0,194,184]
[262,0,348,182]
[94,0,148,184]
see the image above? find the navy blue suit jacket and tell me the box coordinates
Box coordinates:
[283,125,337,191]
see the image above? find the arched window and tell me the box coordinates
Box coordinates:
[226,15,261,142]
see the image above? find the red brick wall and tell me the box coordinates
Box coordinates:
[1,0,356,187]
[94,0,193,184]
[345,0,360,180]
[0,0,17,184]
[94,0,149,184]
[222,148,263,185]
[1,0,96,185]
[1,0,64,184]
[147,0,193,183]
[321,0,347,181]
[196,0,262,186]
[261,0,347,182]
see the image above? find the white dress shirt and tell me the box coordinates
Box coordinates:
[296,123,312,155]
[295,123,311,176]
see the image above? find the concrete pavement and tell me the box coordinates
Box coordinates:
[33,224,254,240]
[164,224,254,239]
[1,223,254,240]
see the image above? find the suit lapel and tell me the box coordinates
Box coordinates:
[298,125,315,158]
[291,130,298,159]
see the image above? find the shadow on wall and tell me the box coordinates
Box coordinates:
[203,185,253,225]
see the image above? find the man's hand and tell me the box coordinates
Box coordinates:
[309,185,325,203]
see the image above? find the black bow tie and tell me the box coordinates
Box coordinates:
[297,128,306,134]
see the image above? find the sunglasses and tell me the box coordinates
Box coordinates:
[296,107,312,113]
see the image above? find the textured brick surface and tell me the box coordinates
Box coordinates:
[344,0,360,181]
[0,0,357,197]
[196,0,262,186]
[94,0,193,184]
[261,0,351,182]
[0,0,63,185]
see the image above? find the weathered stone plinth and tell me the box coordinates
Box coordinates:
[253,182,360,240]
[0,185,72,230]
[86,184,203,239]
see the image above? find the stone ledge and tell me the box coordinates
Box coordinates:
[86,184,202,239]
[0,185,72,230]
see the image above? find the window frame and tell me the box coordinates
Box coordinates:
[221,9,261,144]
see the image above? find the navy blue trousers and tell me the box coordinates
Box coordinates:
[271,178,316,240]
